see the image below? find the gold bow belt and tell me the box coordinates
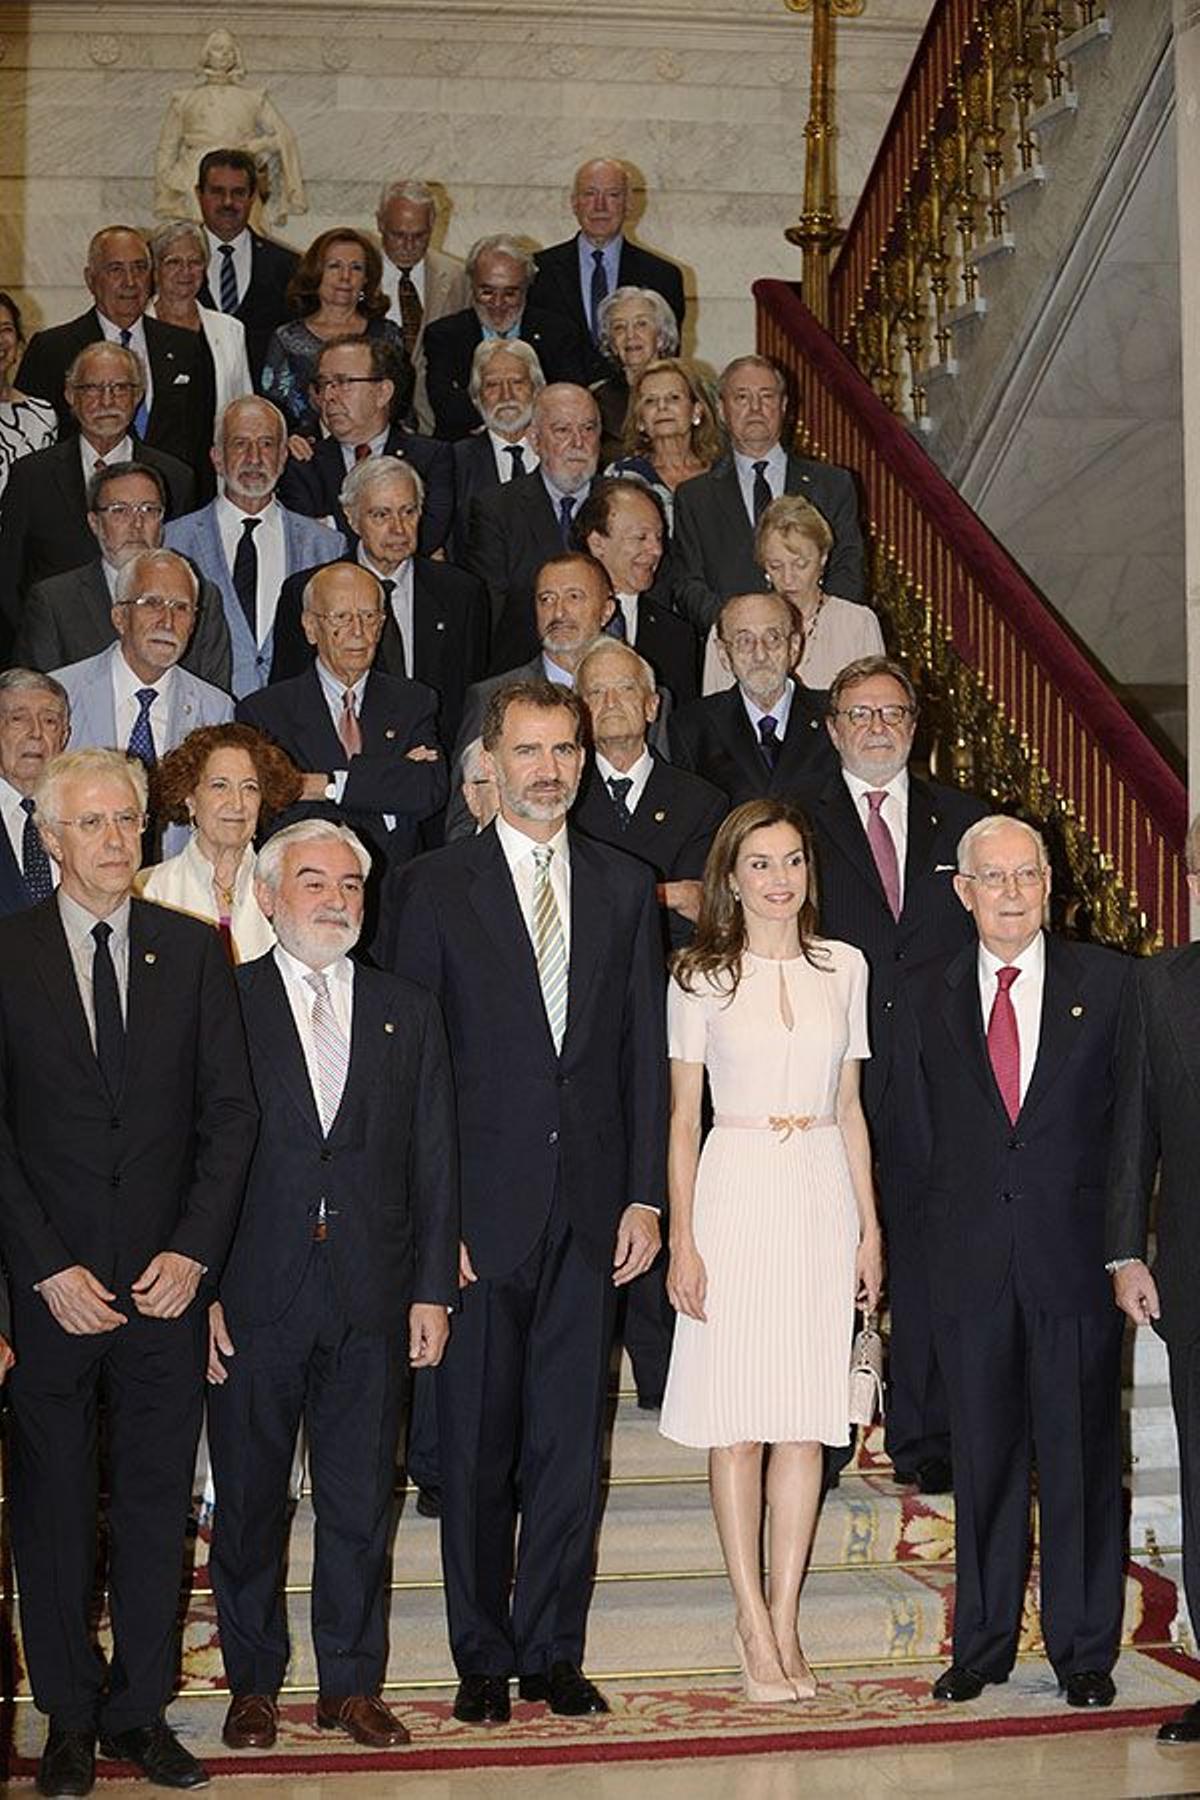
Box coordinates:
[714,1114,837,1141]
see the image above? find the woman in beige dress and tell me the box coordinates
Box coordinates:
[661,798,883,1702]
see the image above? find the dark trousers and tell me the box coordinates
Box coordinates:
[7,1290,206,1734]
[1166,1335,1200,1643]
[882,1174,951,1471]
[620,1257,675,1406]
[933,1266,1124,1680]
[404,1366,439,1494]
[437,1193,618,1677]
[207,1248,408,1698]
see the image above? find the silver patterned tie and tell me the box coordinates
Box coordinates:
[531,844,568,1054]
[305,970,349,1132]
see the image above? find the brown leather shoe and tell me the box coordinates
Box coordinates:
[222,1694,278,1750]
[315,1694,410,1748]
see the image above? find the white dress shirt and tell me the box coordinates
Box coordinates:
[205,227,252,309]
[0,775,59,889]
[80,434,132,486]
[740,676,796,741]
[112,650,177,756]
[215,493,286,645]
[596,746,653,815]
[842,767,911,911]
[361,549,414,667]
[613,591,640,644]
[976,930,1045,1107]
[495,813,571,958]
[733,443,787,526]
[339,427,390,470]
[59,890,130,1042]
[488,431,538,481]
[273,943,356,1112]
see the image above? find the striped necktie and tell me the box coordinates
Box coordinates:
[305,969,349,1133]
[218,242,239,313]
[531,844,568,1054]
[119,328,150,438]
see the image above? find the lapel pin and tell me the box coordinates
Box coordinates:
[436,620,445,632]
[144,952,156,965]
[1071,1004,1084,1017]
[385,728,396,740]
[931,813,939,825]
[654,809,666,822]
[384,1021,395,1034]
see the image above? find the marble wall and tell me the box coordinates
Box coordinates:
[0,0,932,378]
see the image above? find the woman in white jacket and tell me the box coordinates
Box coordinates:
[147,219,253,418]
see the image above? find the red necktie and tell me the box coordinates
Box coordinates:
[338,688,362,758]
[987,965,1021,1122]
[354,442,372,463]
[865,790,901,920]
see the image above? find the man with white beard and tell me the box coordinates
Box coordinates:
[452,340,544,556]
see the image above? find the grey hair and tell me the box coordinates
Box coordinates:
[256,818,372,890]
[376,178,436,216]
[0,667,70,709]
[65,340,145,398]
[85,225,150,274]
[575,634,656,694]
[466,234,536,287]
[468,336,546,407]
[956,814,1049,875]
[149,219,207,266]
[338,452,425,517]
[33,747,148,825]
[719,353,787,399]
[460,735,488,784]
[214,392,287,449]
[1187,813,1200,876]
[597,286,679,358]
[114,547,199,607]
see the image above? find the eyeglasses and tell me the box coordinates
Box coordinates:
[309,609,384,633]
[71,381,138,400]
[50,810,144,836]
[311,375,380,397]
[95,502,165,520]
[116,595,196,618]
[722,628,794,656]
[832,704,915,727]
[960,865,1046,892]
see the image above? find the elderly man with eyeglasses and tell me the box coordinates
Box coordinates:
[794,653,987,1496]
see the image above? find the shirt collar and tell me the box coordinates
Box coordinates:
[58,887,131,943]
[595,745,652,786]
[206,226,250,254]
[740,677,795,733]
[733,443,787,481]
[494,812,570,872]
[978,929,1046,984]
[217,492,279,529]
[316,657,369,707]
[842,766,910,808]
[539,651,575,687]
[358,544,410,582]
[113,643,175,703]
[274,940,355,993]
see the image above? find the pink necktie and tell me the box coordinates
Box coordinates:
[987,965,1021,1122]
[865,790,901,920]
[338,688,362,758]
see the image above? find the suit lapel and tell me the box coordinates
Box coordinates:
[83,561,115,637]
[52,442,87,519]
[717,690,773,797]
[1017,938,1092,1124]
[466,829,552,1047]
[297,665,345,765]
[902,779,939,897]
[564,831,603,1044]
[250,956,324,1136]
[812,773,891,912]
[712,460,754,541]
[939,944,1008,1121]
[29,900,109,1092]
[411,561,447,688]
[1163,946,1200,1097]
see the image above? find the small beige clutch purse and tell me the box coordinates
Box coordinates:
[848,1312,885,1427]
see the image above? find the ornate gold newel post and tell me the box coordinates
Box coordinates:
[783,0,864,326]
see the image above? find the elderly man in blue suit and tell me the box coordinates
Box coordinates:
[166,396,344,697]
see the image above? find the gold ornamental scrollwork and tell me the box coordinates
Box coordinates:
[785,0,865,13]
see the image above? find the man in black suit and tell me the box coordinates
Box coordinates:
[15,461,231,692]
[667,590,836,801]
[801,655,987,1491]
[238,561,447,947]
[195,149,298,386]
[1105,812,1200,1742]
[0,346,195,637]
[16,227,207,471]
[0,668,69,917]
[895,816,1128,1710]
[0,746,257,1795]
[466,382,602,666]
[530,158,685,376]
[391,677,665,1724]
[452,340,544,557]
[424,236,587,441]
[672,355,864,629]
[574,477,697,704]
[271,455,487,749]
[206,819,458,1753]
[276,334,454,557]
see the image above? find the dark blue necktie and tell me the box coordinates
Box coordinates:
[119,327,150,437]
[608,776,633,830]
[128,688,158,768]
[91,919,125,1097]
[19,796,53,904]
[558,494,575,546]
[752,459,772,521]
[218,242,239,312]
[758,713,780,771]
[589,248,608,343]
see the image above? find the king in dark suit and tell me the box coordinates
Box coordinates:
[391,677,666,1725]
[894,816,1129,1711]
[0,746,257,1795]
[207,819,458,1753]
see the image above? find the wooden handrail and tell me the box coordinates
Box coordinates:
[756,279,1188,949]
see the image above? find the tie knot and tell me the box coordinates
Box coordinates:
[354,441,372,462]
[241,517,261,539]
[92,920,112,949]
[219,243,234,257]
[996,965,1020,993]
[380,578,395,601]
[342,687,356,712]
[759,714,778,739]
[19,796,35,818]
[135,687,157,706]
[532,845,553,874]
[592,248,605,267]
[609,777,633,801]
[753,459,768,476]
[119,328,131,347]
[304,970,331,1001]
[866,789,888,815]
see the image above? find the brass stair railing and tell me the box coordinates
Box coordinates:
[757,279,1188,951]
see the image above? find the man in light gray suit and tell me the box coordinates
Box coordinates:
[165,396,344,698]
[53,549,232,854]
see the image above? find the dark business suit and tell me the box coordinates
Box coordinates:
[531,236,686,380]
[269,555,488,750]
[391,825,666,1678]
[895,935,1129,1683]
[424,307,588,441]
[464,468,586,659]
[199,230,299,387]
[208,952,458,1699]
[16,556,232,693]
[452,432,529,559]
[672,453,866,628]
[276,427,456,559]
[798,768,989,1470]
[0,897,256,1732]
[667,682,837,802]
[625,595,699,707]
[0,437,195,633]
[0,812,40,917]
[1105,945,1200,1640]
[16,308,208,472]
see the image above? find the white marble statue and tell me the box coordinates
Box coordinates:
[155,28,307,229]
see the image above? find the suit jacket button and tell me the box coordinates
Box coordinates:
[110,1116,121,1130]
[1001,1190,1012,1203]
[883,999,894,1012]
[320,1148,332,1163]
[547,1130,559,1146]
[110,1173,121,1189]
[556,1075,570,1088]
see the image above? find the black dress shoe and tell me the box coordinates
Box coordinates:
[99,1721,208,1789]
[38,1728,95,1798]
[1158,1699,1200,1741]
[1062,1670,1115,1708]
[519,1661,610,1716]
[452,1675,511,1725]
[415,1487,441,1519]
[932,1665,1000,1702]
[636,1394,663,1412]
[894,1457,954,1494]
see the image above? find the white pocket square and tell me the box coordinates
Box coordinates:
[173,372,190,385]
[934,863,956,873]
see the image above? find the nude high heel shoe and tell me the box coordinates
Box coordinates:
[731,1628,797,1704]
